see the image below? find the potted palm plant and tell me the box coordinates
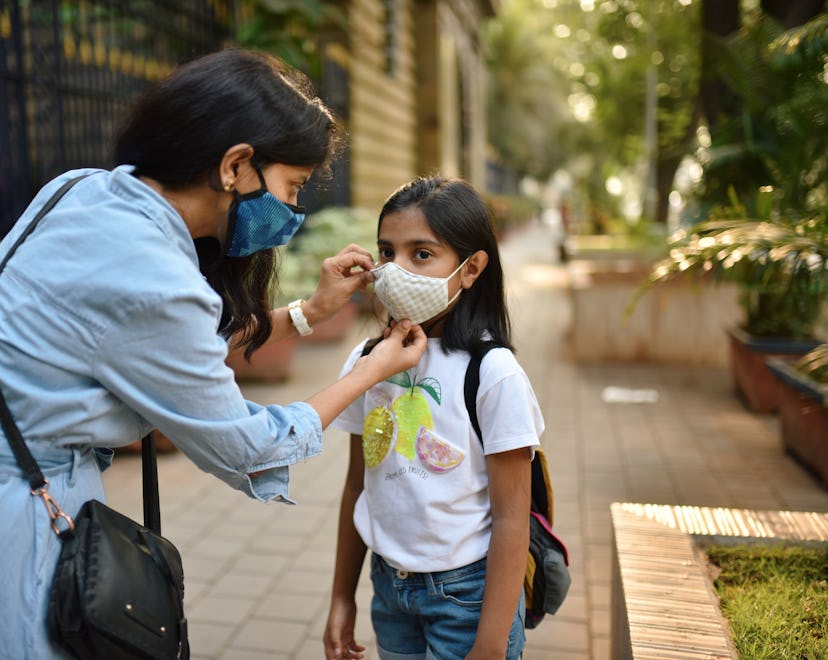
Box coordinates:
[639,189,827,412]
[767,345,828,486]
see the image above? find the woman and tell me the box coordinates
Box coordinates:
[0,48,425,657]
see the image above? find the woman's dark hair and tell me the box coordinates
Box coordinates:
[114,48,340,358]
[377,176,513,355]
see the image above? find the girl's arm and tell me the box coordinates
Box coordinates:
[324,434,368,660]
[468,447,532,660]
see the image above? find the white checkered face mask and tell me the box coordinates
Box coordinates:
[372,258,469,325]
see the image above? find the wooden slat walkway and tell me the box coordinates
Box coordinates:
[610,503,828,660]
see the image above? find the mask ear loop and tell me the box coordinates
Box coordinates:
[422,257,472,336]
[448,256,471,300]
[252,163,268,189]
[223,190,242,257]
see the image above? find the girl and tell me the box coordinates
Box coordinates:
[324,177,544,660]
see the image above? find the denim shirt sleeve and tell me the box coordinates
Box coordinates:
[91,287,322,502]
[94,290,322,501]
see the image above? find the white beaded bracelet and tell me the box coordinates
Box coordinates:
[288,299,313,336]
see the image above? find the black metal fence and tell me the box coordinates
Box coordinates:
[0,1,236,237]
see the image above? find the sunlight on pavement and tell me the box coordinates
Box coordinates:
[601,386,660,404]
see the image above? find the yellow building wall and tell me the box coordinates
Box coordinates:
[348,0,419,212]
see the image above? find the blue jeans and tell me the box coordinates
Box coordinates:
[369,553,525,660]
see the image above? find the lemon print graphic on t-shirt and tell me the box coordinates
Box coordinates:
[362,388,396,468]
[386,372,441,461]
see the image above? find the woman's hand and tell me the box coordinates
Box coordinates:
[303,244,375,326]
[304,321,426,429]
[356,320,427,383]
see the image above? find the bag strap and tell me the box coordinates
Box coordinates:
[463,341,501,443]
[0,175,89,491]
[463,342,555,527]
[0,175,163,535]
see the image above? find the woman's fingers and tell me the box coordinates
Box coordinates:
[330,243,375,275]
[307,244,375,322]
[384,320,426,369]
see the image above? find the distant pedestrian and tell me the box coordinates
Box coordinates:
[324,177,544,659]
[0,48,425,658]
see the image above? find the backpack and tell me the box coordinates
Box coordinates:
[465,342,571,629]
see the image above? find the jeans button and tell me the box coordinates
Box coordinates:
[396,569,408,579]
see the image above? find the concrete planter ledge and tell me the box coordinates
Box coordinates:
[611,502,828,660]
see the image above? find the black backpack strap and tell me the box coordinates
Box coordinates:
[464,341,502,444]
[359,336,382,358]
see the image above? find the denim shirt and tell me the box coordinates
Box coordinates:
[0,166,322,502]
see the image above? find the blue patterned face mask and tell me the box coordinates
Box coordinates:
[225,166,306,257]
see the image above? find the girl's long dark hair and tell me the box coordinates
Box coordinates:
[113,48,340,358]
[377,176,513,355]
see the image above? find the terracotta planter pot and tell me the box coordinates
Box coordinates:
[727,327,823,413]
[767,357,828,488]
[225,337,297,382]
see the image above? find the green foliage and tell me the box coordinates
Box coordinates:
[637,188,828,339]
[483,1,574,180]
[484,0,700,225]
[706,543,828,659]
[771,12,828,68]
[235,0,345,78]
[692,12,828,217]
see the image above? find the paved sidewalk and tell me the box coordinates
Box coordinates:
[103,223,828,659]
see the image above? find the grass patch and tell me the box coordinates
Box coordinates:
[706,543,828,659]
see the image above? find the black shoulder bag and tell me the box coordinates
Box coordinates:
[0,176,189,659]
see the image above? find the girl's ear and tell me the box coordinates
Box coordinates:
[460,250,489,289]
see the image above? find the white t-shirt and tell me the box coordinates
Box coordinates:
[333,338,544,572]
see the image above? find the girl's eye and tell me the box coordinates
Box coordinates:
[378,247,394,260]
[414,249,432,260]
